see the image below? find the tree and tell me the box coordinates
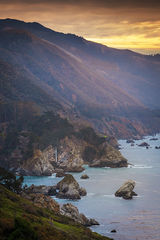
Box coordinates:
[0,167,24,194]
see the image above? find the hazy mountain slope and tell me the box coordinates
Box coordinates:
[0,27,144,113]
[2,18,159,109]
[0,19,160,137]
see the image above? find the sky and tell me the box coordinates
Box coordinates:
[0,0,160,54]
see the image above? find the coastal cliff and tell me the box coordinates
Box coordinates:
[14,134,127,175]
[0,112,127,176]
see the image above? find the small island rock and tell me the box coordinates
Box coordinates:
[80,174,89,179]
[111,229,117,233]
[150,138,158,141]
[115,180,137,199]
[56,174,87,200]
[155,146,160,149]
[126,139,135,144]
[138,142,150,147]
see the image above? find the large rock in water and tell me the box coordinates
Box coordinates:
[115,180,137,199]
[60,203,99,226]
[138,142,150,147]
[56,174,87,200]
[81,174,89,179]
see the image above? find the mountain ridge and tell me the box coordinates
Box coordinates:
[0,18,160,138]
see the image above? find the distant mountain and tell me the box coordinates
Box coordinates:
[0,18,160,138]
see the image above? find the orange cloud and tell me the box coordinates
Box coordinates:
[0,0,160,54]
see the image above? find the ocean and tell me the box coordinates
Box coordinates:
[24,134,160,240]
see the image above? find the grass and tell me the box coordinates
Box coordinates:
[0,184,112,240]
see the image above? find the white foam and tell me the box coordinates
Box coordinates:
[50,174,56,178]
[103,194,115,198]
[128,164,152,169]
[132,165,152,169]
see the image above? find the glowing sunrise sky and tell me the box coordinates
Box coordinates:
[0,0,160,54]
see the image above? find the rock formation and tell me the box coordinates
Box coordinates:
[24,184,57,196]
[56,137,85,172]
[126,139,135,144]
[88,144,128,168]
[19,146,55,176]
[138,142,150,147]
[80,174,89,179]
[4,132,128,176]
[56,174,87,200]
[155,146,160,149]
[21,192,60,214]
[115,180,137,199]
[60,203,99,226]
[150,138,158,141]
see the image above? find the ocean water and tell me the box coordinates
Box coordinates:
[24,134,160,240]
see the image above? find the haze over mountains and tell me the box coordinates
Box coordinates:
[0,18,160,138]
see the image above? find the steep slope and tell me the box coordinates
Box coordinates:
[0,19,160,137]
[0,27,143,113]
[0,111,127,175]
[0,184,111,240]
[1,19,159,109]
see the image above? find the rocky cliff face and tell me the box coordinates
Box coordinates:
[1,118,127,176]
[16,135,127,175]
[16,136,84,175]
[20,147,55,176]
[88,143,127,168]
[56,137,84,172]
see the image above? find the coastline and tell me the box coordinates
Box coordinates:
[23,134,160,240]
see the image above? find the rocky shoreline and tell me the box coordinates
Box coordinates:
[22,174,100,227]
[12,136,128,176]
[22,171,138,232]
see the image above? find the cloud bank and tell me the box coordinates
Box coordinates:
[0,0,160,53]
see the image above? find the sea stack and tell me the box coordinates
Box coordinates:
[56,174,87,200]
[115,180,137,199]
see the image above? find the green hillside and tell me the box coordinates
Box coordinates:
[0,184,112,240]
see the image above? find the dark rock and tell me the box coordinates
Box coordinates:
[56,174,87,200]
[126,139,135,144]
[138,142,150,147]
[80,174,89,179]
[155,146,160,149]
[150,138,158,141]
[79,187,87,196]
[60,203,99,226]
[111,229,117,233]
[89,218,100,225]
[115,180,137,199]
[47,186,57,196]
